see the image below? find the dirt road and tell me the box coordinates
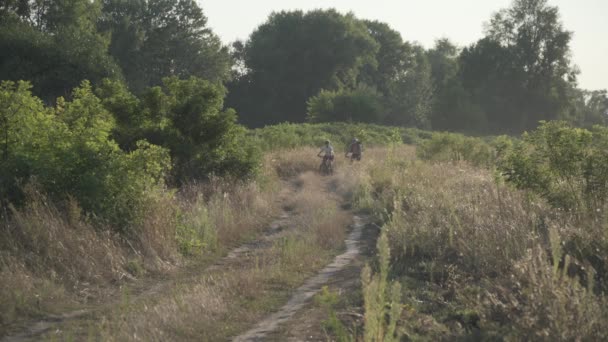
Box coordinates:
[3,171,371,341]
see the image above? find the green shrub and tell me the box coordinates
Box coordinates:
[175,196,218,256]
[499,121,608,210]
[97,76,261,182]
[417,131,494,167]
[362,232,402,342]
[250,122,416,152]
[307,85,385,123]
[315,286,351,341]
[0,80,170,230]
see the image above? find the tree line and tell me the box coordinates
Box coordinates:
[228,0,607,133]
[1,0,606,135]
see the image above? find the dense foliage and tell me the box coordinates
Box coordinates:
[97,77,259,182]
[226,9,379,126]
[2,0,605,135]
[0,0,229,100]
[98,0,231,93]
[0,80,170,229]
[0,76,257,230]
[307,86,385,124]
[226,0,605,132]
[0,0,122,102]
[499,121,608,211]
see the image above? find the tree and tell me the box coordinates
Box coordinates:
[487,0,575,87]
[457,38,517,132]
[96,77,259,182]
[427,39,460,90]
[0,0,31,20]
[0,0,122,102]
[98,0,231,93]
[356,21,434,128]
[427,39,472,131]
[383,44,434,129]
[226,9,379,126]
[568,89,608,127]
[358,20,409,96]
[482,0,577,132]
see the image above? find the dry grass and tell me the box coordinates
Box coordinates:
[0,146,355,340]
[0,173,281,335]
[0,195,129,332]
[57,151,354,341]
[291,172,350,249]
[178,178,278,251]
[355,145,608,340]
[265,147,323,179]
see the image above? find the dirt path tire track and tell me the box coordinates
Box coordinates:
[233,215,366,342]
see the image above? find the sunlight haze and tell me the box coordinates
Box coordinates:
[201,0,608,90]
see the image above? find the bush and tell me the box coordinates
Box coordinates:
[499,121,608,211]
[0,80,170,230]
[97,77,260,182]
[417,131,494,167]
[307,85,386,123]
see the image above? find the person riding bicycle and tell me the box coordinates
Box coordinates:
[346,138,363,162]
[317,140,335,170]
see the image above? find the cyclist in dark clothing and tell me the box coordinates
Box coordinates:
[346,138,363,162]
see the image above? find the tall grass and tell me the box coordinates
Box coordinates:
[0,193,129,329]
[0,163,281,334]
[361,233,402,342]
[355,145,608,340]
[83,154,353,341]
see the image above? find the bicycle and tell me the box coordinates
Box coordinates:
[345,152,362,163]
[318,155,334,175]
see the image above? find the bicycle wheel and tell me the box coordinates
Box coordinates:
[320,161,330,175]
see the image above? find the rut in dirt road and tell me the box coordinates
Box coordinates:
[233,215,366,342]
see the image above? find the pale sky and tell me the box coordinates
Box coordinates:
[200,0,607,91]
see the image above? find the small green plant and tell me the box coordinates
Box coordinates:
[176,200,219,256]
[315,286,351,341]
[361,232,402,342]
[126,258,145,277]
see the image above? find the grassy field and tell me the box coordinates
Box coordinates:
[0,147,360,340]
[351,139,608,340]
[0,169,280,336]
[3,122,607,341]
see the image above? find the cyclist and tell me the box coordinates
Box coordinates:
[346,138,363,162]
[317,140,334,172]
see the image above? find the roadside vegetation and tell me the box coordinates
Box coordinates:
[349,121,608,340]
[29,149,353,340]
